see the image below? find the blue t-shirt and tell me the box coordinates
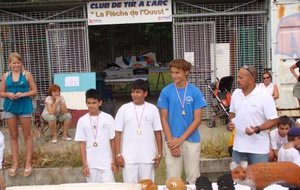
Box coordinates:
[157,82,207,143]
[3,71,33,115]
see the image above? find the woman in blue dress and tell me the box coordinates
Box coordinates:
[0,52,37,177]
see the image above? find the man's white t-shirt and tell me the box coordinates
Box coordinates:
[230,85,278,154]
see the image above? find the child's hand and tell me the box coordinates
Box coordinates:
[153,154,162,168]
[116,155,125,168]
[111,163,119,173]
[82,165,90,177]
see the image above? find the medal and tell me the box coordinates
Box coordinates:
[137,128,142,135]
[181,110,186,115]
[175,82,188,116]
[134,103,145,136]
[93,142,98,147]
[89,112,100,148]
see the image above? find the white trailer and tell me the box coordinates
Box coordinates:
[270,0,300,117]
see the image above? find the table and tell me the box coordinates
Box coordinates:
[6,183,288,190]
[104,67,169,92]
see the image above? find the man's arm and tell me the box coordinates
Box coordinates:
[227,112,235,131]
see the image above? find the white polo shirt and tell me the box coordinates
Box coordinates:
[230,85,278,154]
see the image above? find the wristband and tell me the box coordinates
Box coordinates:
[157,154,162,158]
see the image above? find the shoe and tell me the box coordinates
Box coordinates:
[8,167,17,177]
[62,136,72,141]
[52,138,57,143]
[23,168,33,177]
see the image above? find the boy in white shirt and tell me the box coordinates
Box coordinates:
[75,89,117,183]
[269,115,292,161]
[278,127,300,166]
[115,79,163,183]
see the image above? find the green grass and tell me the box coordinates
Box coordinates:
[4,129,229,185]
[148,72,172,92]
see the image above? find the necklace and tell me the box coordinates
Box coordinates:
[175,82,188,115]
[134,103,145,135]
[89,112,99,147]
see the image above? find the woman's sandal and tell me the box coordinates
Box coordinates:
[23,168,33,177]
[8,168,18,177]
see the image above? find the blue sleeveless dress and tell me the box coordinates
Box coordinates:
[3,71,33,115]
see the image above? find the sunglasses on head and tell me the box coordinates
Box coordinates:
[242,65,254,77]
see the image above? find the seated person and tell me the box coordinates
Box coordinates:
[269,115,292,161]
[278,127,300,166]
[41,84,72,143]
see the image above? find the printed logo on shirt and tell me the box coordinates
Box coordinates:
[186,96,193,104]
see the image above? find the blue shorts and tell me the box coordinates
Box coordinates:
[3,111,32,119]
[232,150,269,164]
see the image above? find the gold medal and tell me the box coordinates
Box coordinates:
[93,142,98,147]
[181,110,186,115]
[137,128,142,135]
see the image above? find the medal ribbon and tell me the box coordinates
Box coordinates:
[89,113,99,142]
[134,103,145,133]
[175,82,188,113]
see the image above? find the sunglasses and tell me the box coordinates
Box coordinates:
[242,65,254,77]
[263,76,270,80]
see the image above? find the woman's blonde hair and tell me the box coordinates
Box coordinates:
[8,52,23,63]
[8,52,25,71]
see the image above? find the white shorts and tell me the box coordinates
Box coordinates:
[85,168,115,183]
[122,163,154,183]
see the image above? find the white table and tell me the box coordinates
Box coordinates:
[104,67,169,91]
[6,183,288,190]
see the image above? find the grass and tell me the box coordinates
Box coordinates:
[3,131,230,185]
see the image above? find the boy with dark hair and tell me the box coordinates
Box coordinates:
[115,79,163,183]
[278,127,300,166]
[269,115,292,161]
[74,89,117,183]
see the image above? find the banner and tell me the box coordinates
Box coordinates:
[87,0,172,25]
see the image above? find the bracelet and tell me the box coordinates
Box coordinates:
[116,153,122,157]
[157,154,162,158]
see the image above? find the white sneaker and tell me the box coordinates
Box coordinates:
[62,136,72,141]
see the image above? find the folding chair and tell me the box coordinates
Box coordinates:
[34,100,63,139]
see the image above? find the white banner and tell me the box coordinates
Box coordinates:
[87,0,172,25]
